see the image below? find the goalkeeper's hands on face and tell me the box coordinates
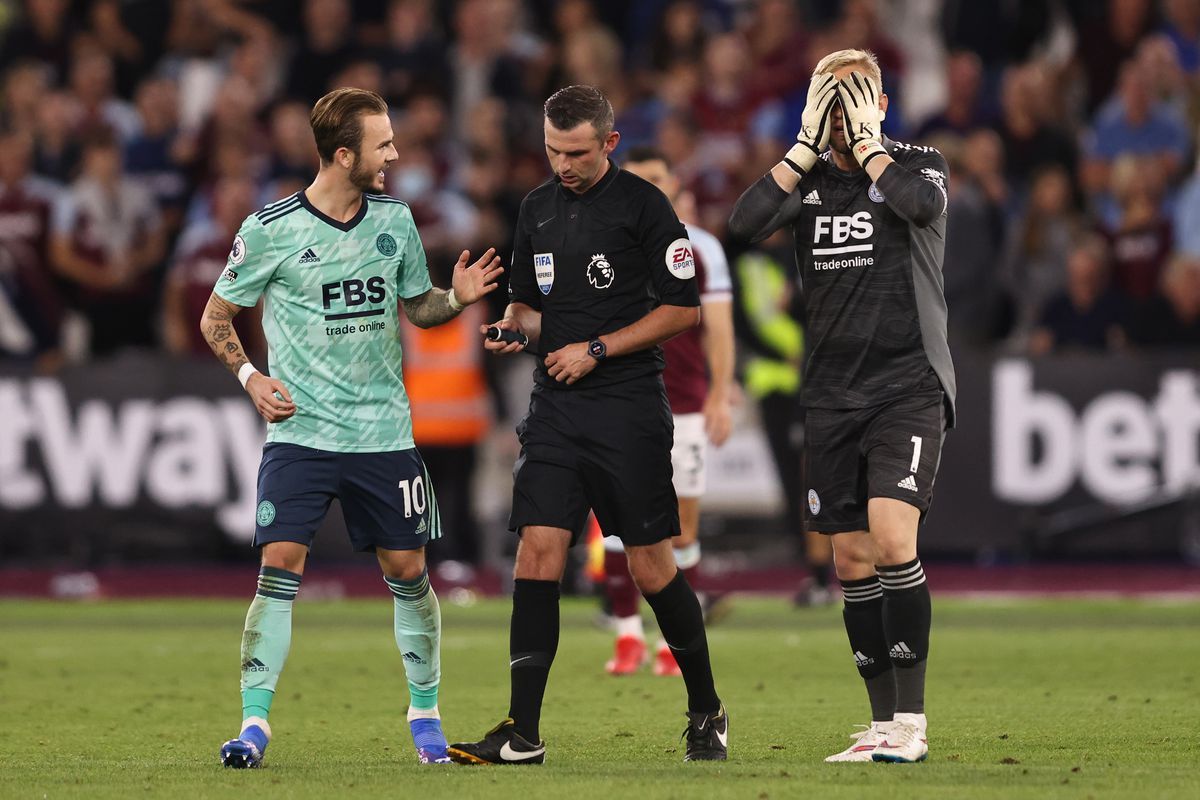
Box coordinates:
[782,72,839,177]
[836,71,888,169]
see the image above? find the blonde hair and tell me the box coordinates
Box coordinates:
[813,48,883,90]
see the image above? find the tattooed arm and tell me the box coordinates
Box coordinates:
[401,288,460,329]
[200,292,295,422]
[401,247,505,329]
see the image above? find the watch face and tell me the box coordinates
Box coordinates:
[589,340,605,358]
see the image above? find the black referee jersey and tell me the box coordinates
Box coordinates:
[508,159,701,390]
[729,137,957,426]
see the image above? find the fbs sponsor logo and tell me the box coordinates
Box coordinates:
[588,253,615,289]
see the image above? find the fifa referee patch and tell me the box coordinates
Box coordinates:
[665,238,696,280]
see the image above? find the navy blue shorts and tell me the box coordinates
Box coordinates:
[254,443,441,552]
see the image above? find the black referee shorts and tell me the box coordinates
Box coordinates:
[509,375,680,547]
[803,392,946,534]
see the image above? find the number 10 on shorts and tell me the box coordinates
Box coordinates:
[398,476,427,518]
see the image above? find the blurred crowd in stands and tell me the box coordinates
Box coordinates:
[1,0,1199,370]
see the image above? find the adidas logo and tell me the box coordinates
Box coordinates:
[401,651,425,664]
[298,248,320,264]
[897,475,918,492]
[890,642,918,661]
[415,519,427,535]
[802,189,821,205]
[241,657,269,673]
[853,650,873,667]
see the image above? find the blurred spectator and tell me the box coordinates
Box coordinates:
[0,126,63,363]
[286,0,356,103]
[0,0,76,83]
[941,0,1054,72]
[1100,155,1173,301]
[1136,33,1191,125]
[997,63,1078,195]
[124,77,192,235]
[1174,151,1200,256]
[89,0,173,98]
[1128,252,1200,346]
[265,101,319,187]
[378,0,451,104]
[162,176,262,359]
[743,0,810,102]
[1003,165,1082,344]
[942,130,1009,347]
[915,50,992,140]
[30,90,80,183]
[1082,60,1191,201]
[643,0,708,73]
[1160,0,1200,73]
[1073,0,1155,111]
[68,48,140,142]
[49,130,166,357]
[1,61,50,134]
[1030,233,1130,355]
[448,0,527,135]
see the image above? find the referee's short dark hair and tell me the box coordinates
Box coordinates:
[544,85,614,139]
[310,87,389,163]
[623,145,671,169]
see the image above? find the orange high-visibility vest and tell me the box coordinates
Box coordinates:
[400,302,491,446]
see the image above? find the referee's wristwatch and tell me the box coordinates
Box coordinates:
[587,338,607,360]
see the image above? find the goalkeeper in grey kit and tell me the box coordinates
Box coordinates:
[729,48,956,764]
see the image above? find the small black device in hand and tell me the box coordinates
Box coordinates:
[485,326,529,348]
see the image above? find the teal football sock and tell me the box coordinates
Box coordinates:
[384,570,441,715]
[240,566,301,722]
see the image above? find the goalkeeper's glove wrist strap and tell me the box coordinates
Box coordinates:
[852,139,887,168]
[784,143,819,177]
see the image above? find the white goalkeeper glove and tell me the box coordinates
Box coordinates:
[837,71,888,169]
[782,72,838,178]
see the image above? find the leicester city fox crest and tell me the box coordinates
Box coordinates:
[587,253,614,289]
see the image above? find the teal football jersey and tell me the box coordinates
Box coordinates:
[214,191,433,452]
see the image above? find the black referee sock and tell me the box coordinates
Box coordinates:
[878,558,931,714]
[840,576,896,722]
[507,579,560,743]
[643,570,720,714]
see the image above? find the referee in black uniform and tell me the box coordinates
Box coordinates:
[730,49,954,764]
[448,85,726,765]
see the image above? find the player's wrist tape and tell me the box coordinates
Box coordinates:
[447,288,463,311]
[784,143,819,177]
[237,362,259,389]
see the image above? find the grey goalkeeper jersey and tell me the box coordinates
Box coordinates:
[729,137,957,426]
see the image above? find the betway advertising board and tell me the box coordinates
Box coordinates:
[1,352,1197,558]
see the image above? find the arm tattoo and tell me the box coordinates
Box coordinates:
[401,288,459,329]
[200,293,250,376]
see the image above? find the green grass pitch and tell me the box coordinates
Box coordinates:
[1,595,1197,799]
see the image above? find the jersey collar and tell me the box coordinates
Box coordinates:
[299,190,369,232]
[557,158,619,204]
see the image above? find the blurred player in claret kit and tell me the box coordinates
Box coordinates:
[199,87,503,768]
[448,85,726,765]
[594,146,736,678]
[731,49,956,764]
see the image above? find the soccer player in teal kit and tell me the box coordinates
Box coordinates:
[200,87,502,767]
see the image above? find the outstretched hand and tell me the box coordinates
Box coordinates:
[451,248,504,306]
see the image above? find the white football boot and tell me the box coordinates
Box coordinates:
[871,712,928,763]
[824,721,895,762]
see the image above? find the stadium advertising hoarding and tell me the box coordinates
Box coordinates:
[1,352,1197,559]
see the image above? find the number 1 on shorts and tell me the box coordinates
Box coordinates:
[909,436,923,474]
